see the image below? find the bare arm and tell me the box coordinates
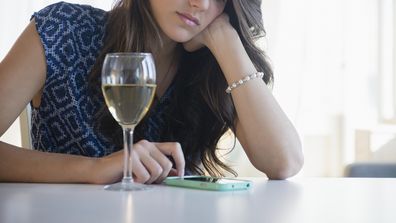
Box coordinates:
[0,139,183,184]
[213,32,303,179]
[185,15,304,179]
[0,142,102,183]
[0,20,46,135]
[0,20,103,183]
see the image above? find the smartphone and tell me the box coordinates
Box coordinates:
[163,176,252,191]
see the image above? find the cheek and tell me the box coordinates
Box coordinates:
[214,2,227,16]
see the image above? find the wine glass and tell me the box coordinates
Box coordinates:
[101,52,156,191]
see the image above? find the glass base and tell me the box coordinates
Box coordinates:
[104,181,151,191]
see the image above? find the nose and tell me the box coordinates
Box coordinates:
[189,0,210,11]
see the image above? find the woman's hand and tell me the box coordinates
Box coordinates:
[92,140,185,185]
[183,13,238,52]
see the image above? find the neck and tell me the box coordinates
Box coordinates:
[152,38,181,98]
[153,36,178,61]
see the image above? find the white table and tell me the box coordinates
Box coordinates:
[1,178,395,223]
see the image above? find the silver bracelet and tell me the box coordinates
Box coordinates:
[225,72,264,94]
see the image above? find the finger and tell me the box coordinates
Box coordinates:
[132,154,151,184]
[139,152,164,184]
[154,142,185,177]
[154,167,172,184]
[149,149,173,184]
[134,140,164,184]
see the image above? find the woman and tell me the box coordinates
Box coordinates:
[0,0,303,184]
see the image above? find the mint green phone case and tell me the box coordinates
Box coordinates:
[163,176,252,191]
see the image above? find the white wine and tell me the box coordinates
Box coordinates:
[102,84,156,126]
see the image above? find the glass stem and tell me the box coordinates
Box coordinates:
[122,126,135,184]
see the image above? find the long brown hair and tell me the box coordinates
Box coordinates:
[90,0,273,177]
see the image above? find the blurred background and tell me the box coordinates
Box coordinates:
[1,0,395,177]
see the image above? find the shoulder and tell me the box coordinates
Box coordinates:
[31,2,107,65]
[32,1,107,34]
[28,2,108,86]
[33,1,106,20]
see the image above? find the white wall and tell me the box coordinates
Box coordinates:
[259,0,392,176]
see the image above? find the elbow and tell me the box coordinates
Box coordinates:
[252,142,304,180]
[266,156,304,180]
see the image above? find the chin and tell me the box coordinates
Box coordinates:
[164,29,196,43]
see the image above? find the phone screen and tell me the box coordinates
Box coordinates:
[184,177,246,184]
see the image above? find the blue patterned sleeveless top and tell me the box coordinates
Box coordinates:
[31,2,173,157]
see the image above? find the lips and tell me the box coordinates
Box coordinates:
[177,12,200,27]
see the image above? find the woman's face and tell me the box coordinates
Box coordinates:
[149,0,227,43]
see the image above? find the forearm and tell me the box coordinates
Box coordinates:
[207,31,303,178]
[0,141,97,183]
[233,85,303,178]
